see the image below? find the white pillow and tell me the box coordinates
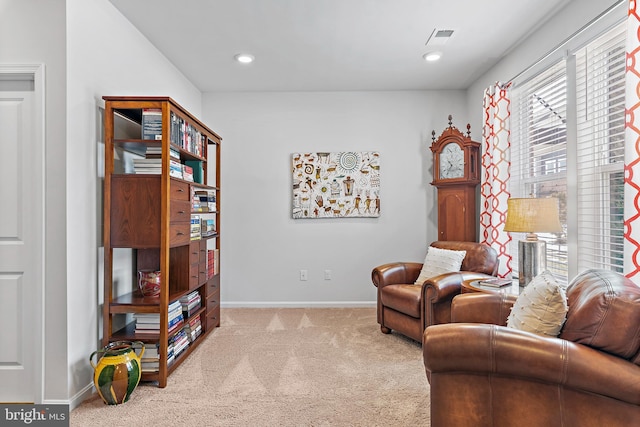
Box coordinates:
[414,246,466,285]
[507,270,568,337]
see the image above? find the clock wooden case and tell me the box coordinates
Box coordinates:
[430,116,480,242]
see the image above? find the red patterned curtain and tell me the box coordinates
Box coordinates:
[625,0,640,280]
[480,82,512,278]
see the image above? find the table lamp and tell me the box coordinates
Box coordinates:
[503,197,562,286]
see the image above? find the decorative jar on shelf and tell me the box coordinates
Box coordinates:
[138,270,161,297]
[89,341,145,405]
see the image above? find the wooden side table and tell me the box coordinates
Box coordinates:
[461,278,521,296]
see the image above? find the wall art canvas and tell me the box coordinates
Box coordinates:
[292,151,380,218]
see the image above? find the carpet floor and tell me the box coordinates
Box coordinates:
[71,307,431,426]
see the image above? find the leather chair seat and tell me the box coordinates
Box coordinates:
[379,284,421,318]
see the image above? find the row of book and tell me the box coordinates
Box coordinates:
[180,290,201,317]
[132,158,196,182]
[136,292,204,372]
[192,190,216,212]
[190,215,217,240]
[170,111,206,157]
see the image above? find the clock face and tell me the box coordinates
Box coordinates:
[439,142,464,179]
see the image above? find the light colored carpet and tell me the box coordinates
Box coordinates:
[71,307,431,426]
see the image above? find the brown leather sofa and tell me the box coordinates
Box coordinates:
[371,241,498,342]
[423,269,640,427]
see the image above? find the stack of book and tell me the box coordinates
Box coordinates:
[185,160,203,184]
[132,158,162,174]
[183,316,202,343]
[190,215,201,240]
[169,329,189,360]
[140,342,160,373]
[192,190,216,212]
[180,290,201,318]
[201,219,216,237]
[145,145,162,158]
[168,300,184,336]
[182,164,194,182]
[134,313,160,334]
[169,159,183,179]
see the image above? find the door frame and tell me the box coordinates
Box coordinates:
[0,64,46,403]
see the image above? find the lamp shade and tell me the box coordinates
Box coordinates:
[504,197,562,235]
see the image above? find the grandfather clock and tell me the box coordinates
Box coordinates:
[430,115,480,242]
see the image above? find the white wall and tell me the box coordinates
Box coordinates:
[0,0,68,403]
[202,90,467,305]
[66,0,202,408]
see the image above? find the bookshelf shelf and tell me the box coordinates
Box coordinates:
[103,96,222,388]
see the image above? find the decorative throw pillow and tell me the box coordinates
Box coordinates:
[414,246,466,285]
[507,270,568,337]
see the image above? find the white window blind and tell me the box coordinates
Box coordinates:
[511,61,568,282]
[575,22,625,273]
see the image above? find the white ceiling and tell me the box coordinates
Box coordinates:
[109,0,572,92]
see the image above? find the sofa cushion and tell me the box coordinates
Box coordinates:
[507,270,568,337]
[380,284,422,318]
[414,246,466,285]
[560,269,640,361]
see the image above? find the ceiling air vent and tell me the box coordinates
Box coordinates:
[425,29,455,46]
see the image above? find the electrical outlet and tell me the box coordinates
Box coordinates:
[300,269,308,281]
[324,270,332,280]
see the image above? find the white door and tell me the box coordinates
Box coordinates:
[0,67,44,403]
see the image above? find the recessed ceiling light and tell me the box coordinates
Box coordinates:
[423,51,442,62]
[234,53,255,64]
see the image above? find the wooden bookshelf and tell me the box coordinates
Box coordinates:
[102,96,221,387]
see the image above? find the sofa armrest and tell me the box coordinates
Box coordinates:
[423,323,640,406]
[371,262,423,288]
[451,292,518,326]
[422,272,495,303]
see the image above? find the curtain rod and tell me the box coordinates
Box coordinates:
[506,0,625,85]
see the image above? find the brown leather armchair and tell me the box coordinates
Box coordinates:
[371,241,498,342]
[423,269,640,427]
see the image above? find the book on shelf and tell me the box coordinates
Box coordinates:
[185,160,203,184]
[143,342,160,359]
[170,112,204,156]
[134,313,161,333]
[169,328,190,357]
[144,146,162,158]
[201,219,216,237]
[140,342,160,372]
[142,108,162,140]
[180,291,201,315]
[133,157,162,174]
[169,159,183,179]
[478,278,513,288]
[190,215,201,240]
[184,317,202,342]
[182,164,194,182]
[193,190,216,212]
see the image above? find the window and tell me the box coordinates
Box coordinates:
[511,61,568,281]
[575,22,625,273]
[509,21,625,283]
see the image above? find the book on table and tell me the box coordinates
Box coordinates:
[478,278,513,288]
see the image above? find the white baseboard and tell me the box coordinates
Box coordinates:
[221,301,376,308]
[67,382,95,411]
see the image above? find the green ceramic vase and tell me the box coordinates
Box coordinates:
[89,341,145,405]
